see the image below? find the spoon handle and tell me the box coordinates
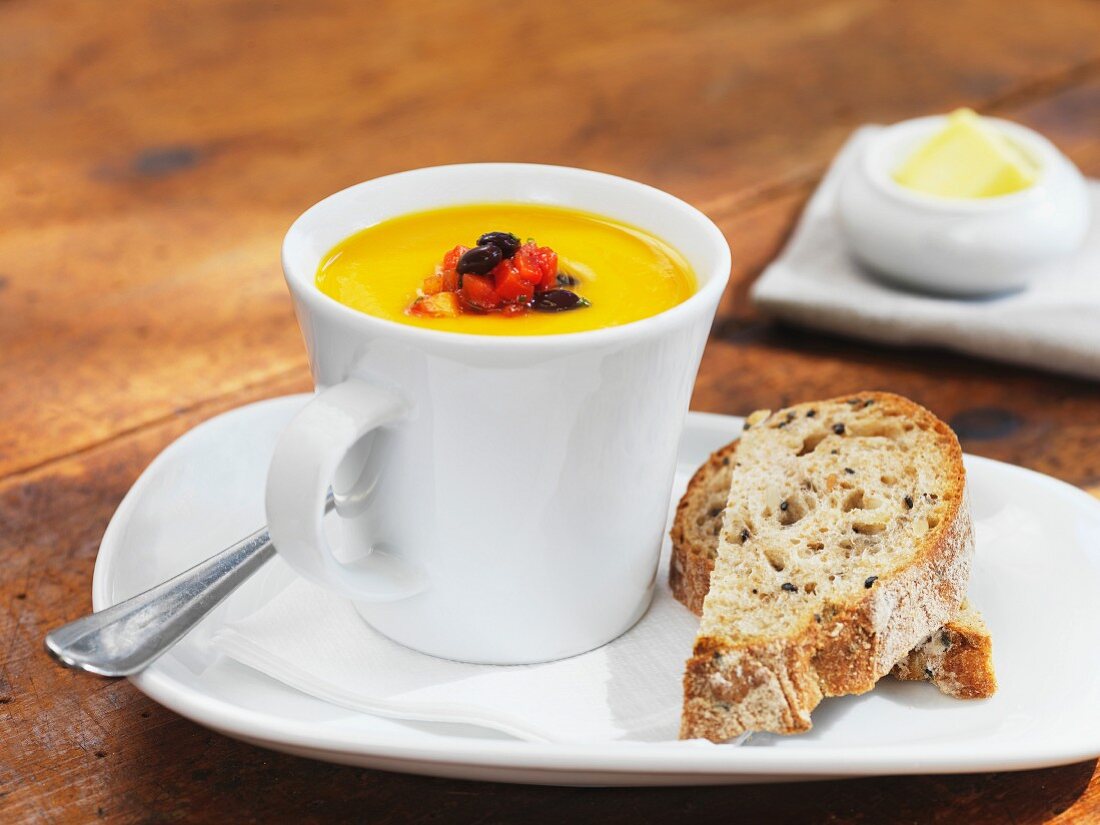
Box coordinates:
[45,527,273,676]
[45,494,334,677]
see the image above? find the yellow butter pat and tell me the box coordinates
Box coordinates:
[893,109,1037,198]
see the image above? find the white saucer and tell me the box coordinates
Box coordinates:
[92,395,1100,785]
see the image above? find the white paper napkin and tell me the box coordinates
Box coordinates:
[212,545,729,745]
[751,127,1100,382]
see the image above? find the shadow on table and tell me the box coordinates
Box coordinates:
[252,756,1100,824]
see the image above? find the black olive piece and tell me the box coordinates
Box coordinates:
[740,528,750,541]
[806,409,816,417]
[477,231,521,258]
[530,289,591,312]
[456,244,502,276]
[833,423,846,435]
[904,495,914,509]
[844,467,855,475]
[742,421,750,430]
[781,583,797,592]
[556,272,580,287]
[864,575,878,588]
[779,500,789,511]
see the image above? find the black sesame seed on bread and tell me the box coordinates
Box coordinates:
[674,392,995,741]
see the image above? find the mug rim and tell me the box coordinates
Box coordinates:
[281,163,731,351]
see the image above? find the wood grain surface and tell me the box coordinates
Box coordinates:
[2,0,1099,821]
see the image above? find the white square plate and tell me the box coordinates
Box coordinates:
[92,396,1100,785]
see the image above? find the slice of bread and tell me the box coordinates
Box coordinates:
[679,393,978,741]
[670,439,997,701]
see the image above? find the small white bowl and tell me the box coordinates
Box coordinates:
[836,115,1090,295]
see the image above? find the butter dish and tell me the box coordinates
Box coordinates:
[751,127,1100,382]
[836,114,1089,295]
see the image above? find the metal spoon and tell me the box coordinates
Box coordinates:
[44,493,334,677]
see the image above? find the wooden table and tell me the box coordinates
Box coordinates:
[3,0,1098,820]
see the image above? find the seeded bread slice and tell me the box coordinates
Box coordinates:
[670,440,997,700]
[680,393,978,741]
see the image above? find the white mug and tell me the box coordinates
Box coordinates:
[267,164,730,664]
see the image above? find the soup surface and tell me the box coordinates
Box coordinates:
[315,203,697,335]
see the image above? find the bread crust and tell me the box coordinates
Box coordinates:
[892,603,997,698]
[669,441,739,616]
[677,392,980,741]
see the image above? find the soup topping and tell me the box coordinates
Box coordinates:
[408,231,590,319]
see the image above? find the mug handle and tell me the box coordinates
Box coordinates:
[265,379,427,601]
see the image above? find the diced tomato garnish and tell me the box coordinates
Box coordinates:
[442,245,468,271]
[459,273,500,310]
[407,237,578,319]
[408,292,460,318]
[512,242,559,291]
[494,260,536,303]
[513,243,542,286]
[533,245,558,289]
[436,245,467,292]
[488,258,513,283]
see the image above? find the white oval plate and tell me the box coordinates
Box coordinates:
[92,396,1100,785]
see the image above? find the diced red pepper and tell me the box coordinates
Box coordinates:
[459,273,500,311]
[408,292,460,318]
